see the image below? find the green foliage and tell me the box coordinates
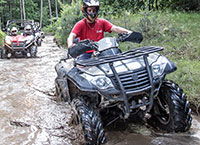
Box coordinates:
[46,0,83,47]
[42,6,51,27]
[24,0,40,22]
[0,30,5,46]
[100,0,200,16]
[169,0,200,11]
[100,0,145,16]
[0,0,63,29]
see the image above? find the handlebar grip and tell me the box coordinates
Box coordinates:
[68,42,93,58]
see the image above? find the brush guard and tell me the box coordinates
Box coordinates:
[75,46,163,119]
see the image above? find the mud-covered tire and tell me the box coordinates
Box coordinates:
[55,78,67,102]
[72,98,106,145]
[30,46,37,58]
[1,47,7,59]
[149,80,192,132]
[37,39,42,47]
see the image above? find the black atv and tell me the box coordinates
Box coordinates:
[55,32,192,145]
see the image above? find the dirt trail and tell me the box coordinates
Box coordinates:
[0,36,200,145]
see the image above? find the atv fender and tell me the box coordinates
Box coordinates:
[55,59,97,102]
[55,59,74,77]
[68,67,98,92]
[164,59,177,74]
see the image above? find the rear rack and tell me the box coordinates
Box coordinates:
[75,46,163,66]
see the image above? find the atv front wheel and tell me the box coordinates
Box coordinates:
[37,39,42,46]
[30,46,37,58]
[149,80,192,132]
[72,98,106,145]
[55,78,67,102]
[1,47,7,59]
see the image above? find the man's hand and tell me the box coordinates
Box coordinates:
[68,42,93,58]
[67,32,76,48]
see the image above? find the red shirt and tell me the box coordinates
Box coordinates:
[72,18,113,53]
[72,18,113,42]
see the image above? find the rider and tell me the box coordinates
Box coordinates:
[10,27,18,36]
[24,25,32,36]
[67,0,132,59]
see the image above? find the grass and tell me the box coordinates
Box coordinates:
[167,59,200,107]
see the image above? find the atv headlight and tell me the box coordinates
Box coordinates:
[151,56,167,77]
[5,39,11,46]
[91,77,113,89]
[81,73,114,90]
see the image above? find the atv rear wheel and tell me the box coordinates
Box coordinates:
[72,98,106,145]
[1,47,7,59]
[149,80,192,132]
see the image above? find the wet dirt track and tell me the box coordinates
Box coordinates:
[0,36,200,145]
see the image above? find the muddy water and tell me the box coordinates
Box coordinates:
[0,36,200,145]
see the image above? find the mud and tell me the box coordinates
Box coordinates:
[0,36,200,145]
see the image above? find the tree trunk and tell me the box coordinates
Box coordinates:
[55,0,58,18]
[155,0,158,10]
[48,0,52,24]
[40,0,43,27]
[8,1,12,20]
[19,0,24,25]
[22,0,26,20]
[19,0,23,21]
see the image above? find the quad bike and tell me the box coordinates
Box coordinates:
[35,31,45,47]
[1,20,37,59]
[1,34,37,59]
[33,22,45,47]
[55,32,192,145]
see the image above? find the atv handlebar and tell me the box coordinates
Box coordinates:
[68,32,143,58]
[117,32,143,43]
[68,39,97,58]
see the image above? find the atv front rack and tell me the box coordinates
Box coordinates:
[75,46,163,66]
[75,46,163,119]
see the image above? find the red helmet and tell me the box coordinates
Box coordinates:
[81,0,100,23]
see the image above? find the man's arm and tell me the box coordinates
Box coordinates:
[67,32,76,48]
[111,25,132,34]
